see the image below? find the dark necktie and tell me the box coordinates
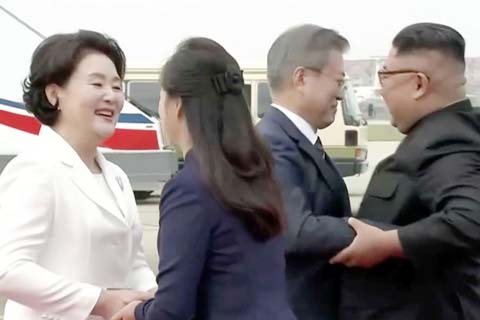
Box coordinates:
[314,138,326,159]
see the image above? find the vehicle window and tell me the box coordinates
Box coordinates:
[257,82,272,118]
[127,81,161,116]
[243,83,252,111]
[342,82,367,125]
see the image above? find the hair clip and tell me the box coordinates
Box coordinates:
[211,70,244,95]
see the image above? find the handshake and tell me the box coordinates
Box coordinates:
[91,287,156,320]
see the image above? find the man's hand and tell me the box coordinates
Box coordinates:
[111,300,142,320]
[147,287,157,299]
[91,289,150,320]
[329,218,404,268]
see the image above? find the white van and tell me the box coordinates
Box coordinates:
[125,68,368,177]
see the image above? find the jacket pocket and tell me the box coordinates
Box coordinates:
[366,174,399,199]
[357,173,402,222]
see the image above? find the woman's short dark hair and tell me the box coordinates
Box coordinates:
[23,30,126,126]
[161,37,285,241]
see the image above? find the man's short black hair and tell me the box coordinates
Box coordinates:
[393,22,465,65]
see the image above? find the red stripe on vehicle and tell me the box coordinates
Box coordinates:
[1,109,159,150]
[101,128,159,150]
[0,110,41,135]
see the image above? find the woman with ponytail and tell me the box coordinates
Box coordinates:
[112,37,296,320]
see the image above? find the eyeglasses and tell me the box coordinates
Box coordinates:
[377,69,429,86]
[302,66,346,88]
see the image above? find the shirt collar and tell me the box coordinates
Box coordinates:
[271,103,318,145]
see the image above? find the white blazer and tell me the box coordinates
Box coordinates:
[0,127,156,320]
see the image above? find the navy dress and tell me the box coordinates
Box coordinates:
[135,151,296,320]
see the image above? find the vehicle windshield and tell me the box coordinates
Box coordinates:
[342,81,367,126]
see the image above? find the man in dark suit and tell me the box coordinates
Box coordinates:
[256,24,355,320]
[331,23,480,320]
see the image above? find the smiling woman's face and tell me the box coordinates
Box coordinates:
[51,51,125,143]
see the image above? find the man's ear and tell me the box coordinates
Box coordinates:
[292,67,307,91]
[413,72,429,100]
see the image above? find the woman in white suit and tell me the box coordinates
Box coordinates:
[0,30,156,320]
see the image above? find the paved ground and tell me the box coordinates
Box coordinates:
[0,141,400,318]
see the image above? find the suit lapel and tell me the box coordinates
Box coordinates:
[264,107,338,191]
[96,153,130,223]
[68,166,127,225]
[297,139,337,191]
[39,126,128,226]
[324,152,352,216]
